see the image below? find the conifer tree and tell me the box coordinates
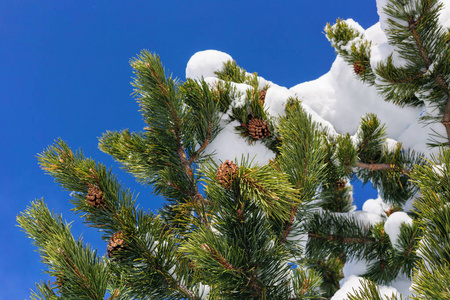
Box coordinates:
[19,0,450,299]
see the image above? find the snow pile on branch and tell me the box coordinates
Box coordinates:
[183,2,450,297]
[384,212,413,248]
[332,275,401,300]
[185,47,417,298]
[186,50,232,80]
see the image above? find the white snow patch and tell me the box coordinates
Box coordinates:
[389,275,413,298]
[376,0,408,34]
[198,283,211,299]
[332,275,401,300]
[342,259,370,278]
[264,85,291,118]
[352,210,384,226]
[344,18,365,34]
[290,55,421,139]
[204,119,275,166]
[398,121,443,155]
[439,1,450,28]
[432,164,445,177]
[186,50,232,80]
[332,210,382,228]
[384,212,413,247]
[384,138,400,152]
[362,196,390,217]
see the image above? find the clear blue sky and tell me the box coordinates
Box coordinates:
[1,1,378,298]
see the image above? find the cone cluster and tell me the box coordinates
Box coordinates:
[107,231,126,258]
[55,273,64,287]
[353,61,365,75]
[247,118,271,139]
[259,90,267,106]
[384,206,402,217]
[335,179,346,190]
[216,160,238,189]
[86,185,106,208]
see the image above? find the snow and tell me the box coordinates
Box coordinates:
[331,275,401,300]
[186,50,233,80]
[342,259,370,278]
[343,18,365,36]
[351,210,383,227]
[389,275,413,297]
[204,119,275,166]
[383,138,400,152]
[384,212,413,248]
[362,196,391,217]
[264,85,291,118]
[198,283,211,299]
[290,55,422,141]
[439,1,450,28]
[376,0,408,34]
[365,20,410,77]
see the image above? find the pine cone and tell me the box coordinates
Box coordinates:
[247,118,271,139]
[353,61,365,75]
[216,160,238,189]
[107,231,126,258]
[384,206,402,217]
[55,273,64,287]
[86,185,106,209]
[335,179,346,190]
[259,89,267,106]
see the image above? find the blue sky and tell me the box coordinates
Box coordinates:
[1,1,378,298]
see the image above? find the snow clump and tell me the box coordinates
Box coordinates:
[384,212,413,248]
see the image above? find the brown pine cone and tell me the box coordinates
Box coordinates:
[259,90,267,106]
[353,61,365,75]
[247,118,271,139]
[335,179,346,190]
[86,185,106,209]
[107,231,126,258]
[216,160,238,189]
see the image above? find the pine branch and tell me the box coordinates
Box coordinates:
[188,121,213,164]
[204,158,299,222]
[214,60,247,83]
[325,18,376,84]
[354,114,423,205]
[30,281,59,300]
[149,67,204,206]
[346,278,401,300]
[138,247,201,300]
[406,10,450,144]
[37,139,205,298]
[372,0,450,146]
[290,267,324,300]
[362,223,399,284]
[113,51,223,226]
[200,242,269,299]
[390,222,422,278]
[183,167,296,298]
[411,261,450,299]
[38,139,142,236]
[107,210,204,300]
[276,100,327,202]
[305,212,375,261]
[356,161,411,175]
[308,232,376,245]
[281,206,298,244]
[17,200,109,299]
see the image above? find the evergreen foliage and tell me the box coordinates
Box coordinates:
[19,0,450,299]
